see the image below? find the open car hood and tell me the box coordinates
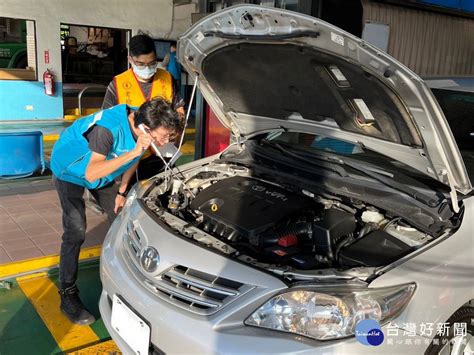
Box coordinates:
[178,5,471,196]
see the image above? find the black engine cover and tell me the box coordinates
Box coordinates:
[191,176,312,238]
[339,230,412,267]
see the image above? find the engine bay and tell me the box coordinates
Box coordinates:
[143,161,440,279]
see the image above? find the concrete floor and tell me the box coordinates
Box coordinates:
[0,178,108,264]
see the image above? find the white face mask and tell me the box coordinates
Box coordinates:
[132,63,158,80]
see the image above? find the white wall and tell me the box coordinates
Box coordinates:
[0,0,187,82]
[170,3,197,39]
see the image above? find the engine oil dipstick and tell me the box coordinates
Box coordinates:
[211,203,219,212]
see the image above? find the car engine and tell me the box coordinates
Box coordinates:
[143,162,434,274]
[190,176,315,244]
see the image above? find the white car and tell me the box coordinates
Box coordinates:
[99,5,474,354]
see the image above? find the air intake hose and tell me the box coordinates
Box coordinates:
[254,222,313,247]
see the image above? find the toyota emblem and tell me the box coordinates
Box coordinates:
[140,246,160,273]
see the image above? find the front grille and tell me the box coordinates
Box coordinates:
[147,265,252,315]
[123,221,253,315]
[124,221,142,271]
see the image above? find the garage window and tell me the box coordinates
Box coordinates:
[0,17,36,80]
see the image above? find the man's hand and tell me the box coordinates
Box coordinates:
[133,133,153,157]
[114,194,126,213]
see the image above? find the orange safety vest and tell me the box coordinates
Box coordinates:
[114,68,174,160]
[114,68,173,106]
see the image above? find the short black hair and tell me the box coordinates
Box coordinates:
[129,33,156,57]
[133,97,183,134]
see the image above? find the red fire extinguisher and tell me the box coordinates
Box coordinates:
[43,69,55,96]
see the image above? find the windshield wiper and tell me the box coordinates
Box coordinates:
[260,140,349,177]
[333,158,439,207]
[262,140,439,207]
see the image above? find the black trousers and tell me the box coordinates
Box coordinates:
[53,177,117,287]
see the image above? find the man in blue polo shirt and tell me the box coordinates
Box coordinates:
[50,97,182,325]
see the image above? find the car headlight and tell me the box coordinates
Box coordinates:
[245,283,416,341]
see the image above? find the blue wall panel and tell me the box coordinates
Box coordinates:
[419,0,461,9]
[461,0,474,11]
[418,0,474,12]
[0,81,63,120]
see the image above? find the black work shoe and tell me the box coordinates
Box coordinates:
[59,285,96,325]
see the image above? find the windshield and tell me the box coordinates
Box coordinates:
[263,131,448,189]
[267,131,363,155]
